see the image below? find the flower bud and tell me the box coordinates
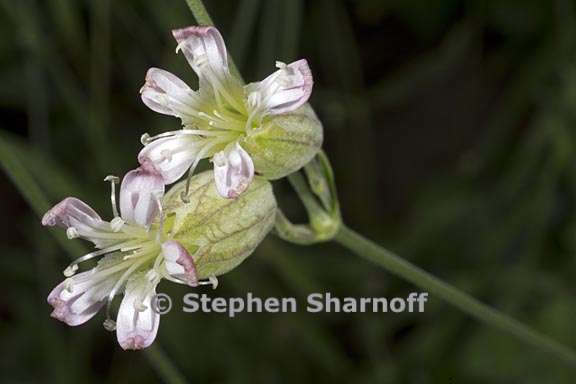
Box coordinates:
[163,171,277,278]
[241,104,323,180]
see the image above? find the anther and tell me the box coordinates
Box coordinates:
[180,191,190,204]
[198,276,218,289]
[66,227,79,239]
[103,318,116,331]
[141,133,151,145]
[63,264,78,277]
[134,301,147,312]
[110,217,125,232]
[175,40,187,54]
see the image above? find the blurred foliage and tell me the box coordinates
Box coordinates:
[1,0,576,382]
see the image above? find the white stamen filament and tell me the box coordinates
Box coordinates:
[104,255,154,327]
[154,194,165,244]
[104,175,120,218]
[63,238,148,277]
[141,129,232,147]
[180,136,230,202]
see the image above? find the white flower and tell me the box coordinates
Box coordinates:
[139,26,313,199]
[43,167,214,350]
[212,143,254,199]
[116,271,160,350]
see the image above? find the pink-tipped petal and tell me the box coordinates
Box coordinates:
[172,26,229,79]
[47,272,113,326]
[138,134,200,185]
[116,279,160,351]
[42,197,101,228]
[213,143,254,199]
[41,197,116,247]
[140,68,196,117]
[162,240,198,286]
[246,59,313,115]
[119,167,165,227]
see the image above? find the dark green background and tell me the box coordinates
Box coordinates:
[1,0,575,382]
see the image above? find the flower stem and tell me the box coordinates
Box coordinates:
[182,0,576,369]
[184,0,213,26]
[145,345,189,384]
[335,224,576,368]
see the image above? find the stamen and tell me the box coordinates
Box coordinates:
[208,75,245,114]
[63,264,78,277]
[66,227,79,239]
[64,278,74,291]
[105,257,150,328]
[104,175,120,218]
[179,138,224,202]
[103,318,116,331]
[175,40,187,54]
[198,276,218,289]
[110,217,125,232]
[154,194,165,243]
[141,133,151,145]
[195,111,244,132]
[63,239,145,277]
[142,129,223,144]
[134,301,147,312]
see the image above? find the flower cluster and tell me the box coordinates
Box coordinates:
[139,26,322,199]
[43,25,321,350]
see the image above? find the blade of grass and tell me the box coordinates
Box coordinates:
[280,0,303,61]
[0,131,85,205]
[0,130,85,256]
[47,0,85,62]
[256,0,280,77]
[229,0,261,72]
[89,0,111,155]
[1,0,111,171]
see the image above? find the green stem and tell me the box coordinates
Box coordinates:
[288,172,323,215]
[335,224,576,368]
[184,0,214,25]
[145,345,189,384]
[183,0,576,370]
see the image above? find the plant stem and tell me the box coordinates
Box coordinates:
[184,0,214,26]
[335,224,576,368]
[145,345,189,384]
[182,0,576,368]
